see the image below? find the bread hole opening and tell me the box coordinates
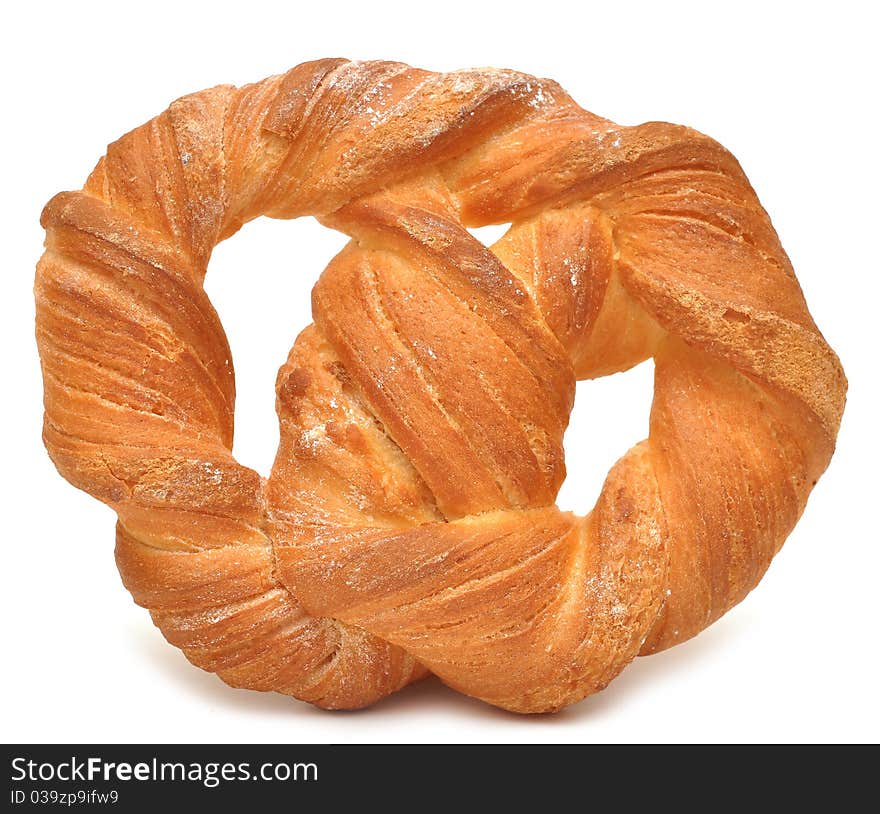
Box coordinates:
[556,359,655,515]
[466,223,510,248]
[205,213,653,503]
[204,216,348,477]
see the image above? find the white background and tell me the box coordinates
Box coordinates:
[2,0,877,743]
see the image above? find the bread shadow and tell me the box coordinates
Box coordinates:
[133,605,755,725]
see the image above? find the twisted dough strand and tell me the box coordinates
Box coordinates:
[35,59,845,712]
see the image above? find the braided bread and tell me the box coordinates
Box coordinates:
[35,59,846,713]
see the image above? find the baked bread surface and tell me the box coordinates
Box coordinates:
[35,59,846,712]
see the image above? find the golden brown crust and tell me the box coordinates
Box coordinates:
[35,59,846,713]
